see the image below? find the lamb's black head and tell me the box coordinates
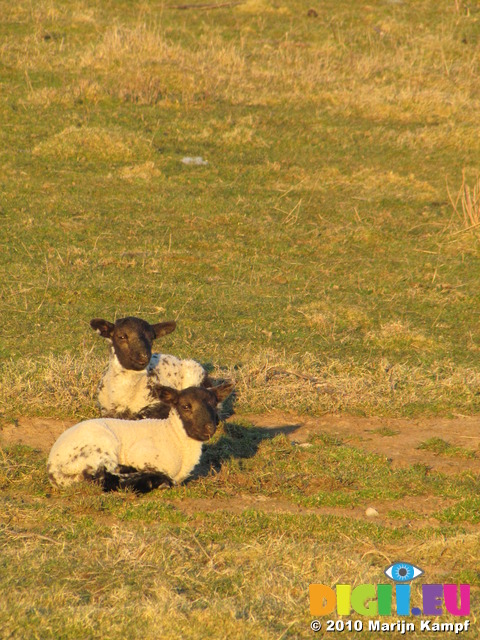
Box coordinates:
[90,316,176,371]
[155,382,235,441]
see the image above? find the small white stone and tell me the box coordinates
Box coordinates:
[181,156,208,166]
[365,507,379,517]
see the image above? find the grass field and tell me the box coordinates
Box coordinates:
[1,0,480,637]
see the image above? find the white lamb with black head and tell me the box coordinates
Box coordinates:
[91,316,209,420]
[47,382,234,491]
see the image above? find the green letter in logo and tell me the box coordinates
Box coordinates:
[351,584,377,616]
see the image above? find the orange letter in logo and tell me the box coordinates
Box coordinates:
[309,585,336,616]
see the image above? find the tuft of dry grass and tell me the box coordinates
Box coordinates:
[118,161,163,181]
[366,321,437,354]
[78,24,247,106]
[32,126,152,163]
[448,169,480,232]
[24,80,104,108]
[0,353,101,419]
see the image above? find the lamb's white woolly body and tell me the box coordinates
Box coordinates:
[47,410,203,488]
[98,349,206,417]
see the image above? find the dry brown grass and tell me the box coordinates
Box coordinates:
[0,353,101,418]
[117,161,163,181]
[78,24,247,105]
[448,170,480,232]
[299,166,439,203]
[0,481,477,640]
[3,3,478,116]
[32,126,153,163]
[2,345,480,420]
[236,351,480,415]
[367,321,437,354]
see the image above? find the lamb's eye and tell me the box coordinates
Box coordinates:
[118,334,128,341]
[181,404,191,411]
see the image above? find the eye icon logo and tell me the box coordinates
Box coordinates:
[384,562,424,583]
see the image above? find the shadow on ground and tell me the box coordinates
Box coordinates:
[190,420,302,481]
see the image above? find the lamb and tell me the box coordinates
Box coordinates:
[47,381,234,490]
[90,316,209,419]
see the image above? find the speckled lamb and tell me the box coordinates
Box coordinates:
[47,382,234,491]
[91,316,208,419]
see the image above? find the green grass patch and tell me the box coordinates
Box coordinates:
[417,437,477,458]
[436,497,480,525]
[369,426,400,437]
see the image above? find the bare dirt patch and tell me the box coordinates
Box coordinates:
[1,412,478,526]
[0,417,76,451]
[1,412,479,473]
[171,494,458,530]
[240,411,480,475]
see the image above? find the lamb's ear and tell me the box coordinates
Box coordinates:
[152,320,176,339]
[209,381,235,403]
[154,385,179,406]
[90,318,115,338]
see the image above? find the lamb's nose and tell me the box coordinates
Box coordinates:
[206,423,217,437]
[138,354,150,365]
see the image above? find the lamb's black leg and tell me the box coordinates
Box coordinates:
[102,468,174,493]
